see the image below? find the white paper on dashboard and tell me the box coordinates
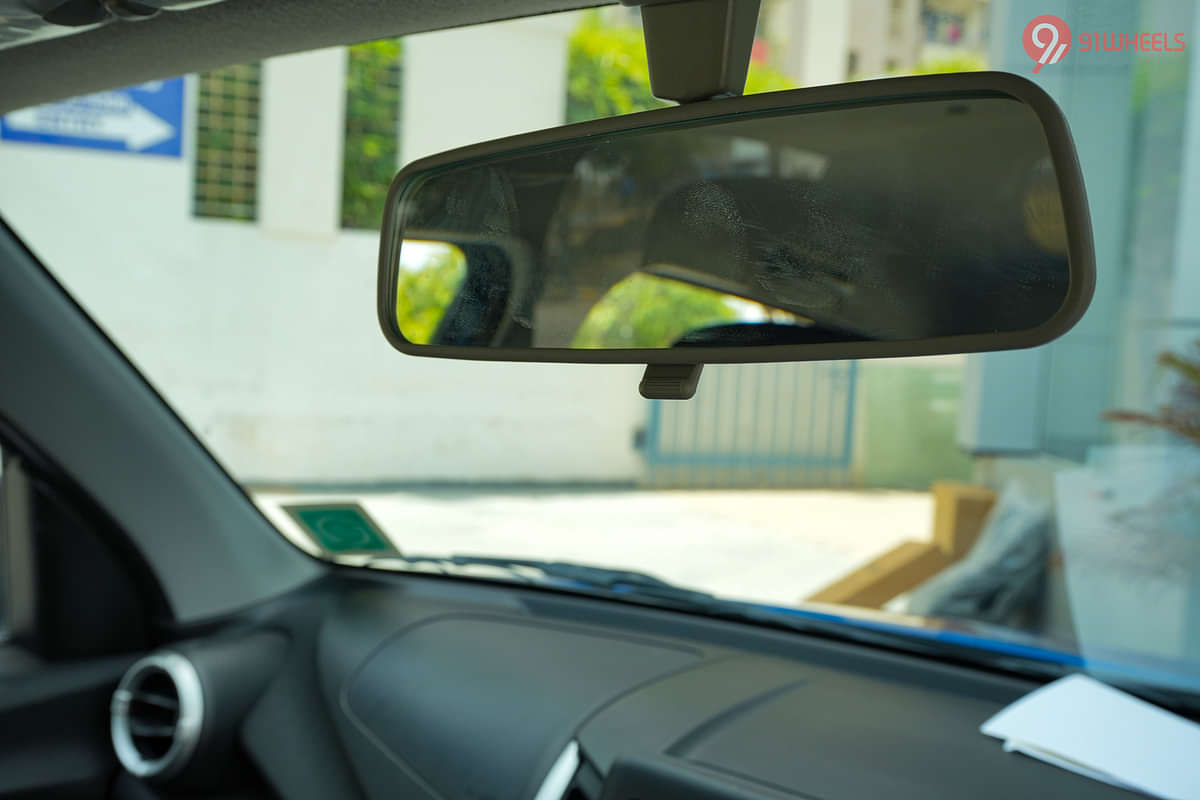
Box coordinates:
[1000,739,1137,792]
[980,674,1200,799]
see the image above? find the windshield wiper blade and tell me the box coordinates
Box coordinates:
[366,553,717,602]
[443,555,708,593]
[366,553,965,641]
[365,553,972,629]
[474,558,1021,658]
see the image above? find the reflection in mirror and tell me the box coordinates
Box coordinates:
[386,94,1076,353]
[395,241,467,345]
[572,273,808,349]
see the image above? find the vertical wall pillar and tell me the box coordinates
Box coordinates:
[259,47,348,238]
[780,0,851,85]
[400,16,573,166]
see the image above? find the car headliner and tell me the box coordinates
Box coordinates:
[0,0,608,114]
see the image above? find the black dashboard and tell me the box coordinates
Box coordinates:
[117,570,1141,800]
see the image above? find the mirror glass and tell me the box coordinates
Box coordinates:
[386,95,1074,353]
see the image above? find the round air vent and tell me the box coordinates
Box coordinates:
[110,651,204,780]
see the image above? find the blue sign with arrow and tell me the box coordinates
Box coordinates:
[0,79,184,157]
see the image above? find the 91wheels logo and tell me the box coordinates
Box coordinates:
[1023,13,1187,73]
[1024,14,1071,73]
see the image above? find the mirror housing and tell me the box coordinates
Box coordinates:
[378,72,1095,378]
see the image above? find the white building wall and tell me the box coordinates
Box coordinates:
[847,0,923,78]
[401,15,574,163]
[0,18,648,486]
[778,0,852,86]
[259,48,348,238]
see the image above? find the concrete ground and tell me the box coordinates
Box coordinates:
[254,488,933,608]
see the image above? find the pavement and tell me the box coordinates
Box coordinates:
[253,488,933,608]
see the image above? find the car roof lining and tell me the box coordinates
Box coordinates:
[0,0,608,114]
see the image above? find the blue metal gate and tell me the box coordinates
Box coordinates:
[641,362,858,488]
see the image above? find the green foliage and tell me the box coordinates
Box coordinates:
[566,12,796,124]
[342,39,403,230]
[1133,54,1189,111]
[902,52,987,75]
[566,14,664,123]
[395,245,467,344]
[744,62,796,94]
[572,274,738,348]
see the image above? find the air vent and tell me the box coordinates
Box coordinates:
[111,652,203,780]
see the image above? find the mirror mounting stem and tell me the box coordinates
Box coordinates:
[640,364,704,400]
[622,0,761,103]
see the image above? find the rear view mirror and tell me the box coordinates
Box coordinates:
[378,73,1094,369]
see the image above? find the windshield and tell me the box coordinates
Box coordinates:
[2,1,1198,702]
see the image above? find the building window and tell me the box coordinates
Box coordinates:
[341,39,403,230]
[193,63,261,221]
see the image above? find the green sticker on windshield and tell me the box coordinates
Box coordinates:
[283,503,396,554]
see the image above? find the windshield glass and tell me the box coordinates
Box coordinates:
[2,1,1198,700]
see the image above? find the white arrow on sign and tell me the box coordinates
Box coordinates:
[4,91,174,151]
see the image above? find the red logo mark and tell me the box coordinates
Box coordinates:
[1024,14,1072,72]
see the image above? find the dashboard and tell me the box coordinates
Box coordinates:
[110,570,1140,800]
